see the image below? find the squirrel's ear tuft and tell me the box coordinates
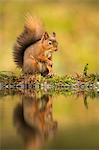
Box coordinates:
[52,32,56,37]
[41,32,49,42]
[44,32,49,39]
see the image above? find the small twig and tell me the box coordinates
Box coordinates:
[83,63,88,76]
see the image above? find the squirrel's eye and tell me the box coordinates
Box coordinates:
[48,41,52,45]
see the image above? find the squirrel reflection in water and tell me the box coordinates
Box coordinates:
[13,90,57,150]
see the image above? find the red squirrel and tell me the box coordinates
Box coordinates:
[13,15,58,76]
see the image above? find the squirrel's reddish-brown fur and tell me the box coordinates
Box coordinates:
[13,15,58,76]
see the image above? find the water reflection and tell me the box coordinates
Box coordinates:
[0,88,99,149]
[75,89,99,109]
[13,90,57,150]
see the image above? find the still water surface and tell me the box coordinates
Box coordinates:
[0,89,99,150]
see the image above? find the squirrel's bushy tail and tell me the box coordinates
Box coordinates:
[13,15,44,68]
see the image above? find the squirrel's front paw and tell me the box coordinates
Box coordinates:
[47,60,53,66]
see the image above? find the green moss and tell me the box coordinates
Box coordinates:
[0,70,98,89]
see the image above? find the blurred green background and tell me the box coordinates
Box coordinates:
[0,0,99,75]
